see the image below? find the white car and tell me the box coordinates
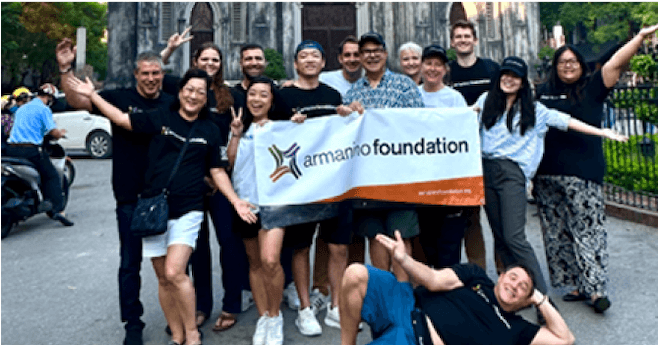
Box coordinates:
[51,95,112,159]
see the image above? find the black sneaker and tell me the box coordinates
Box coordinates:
[123,328,143,345]
[586,296,611,313]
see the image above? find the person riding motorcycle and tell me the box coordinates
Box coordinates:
[6,84,74,226]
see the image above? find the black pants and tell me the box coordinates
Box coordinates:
[417,206,468,268]
[116,202,145,331]
[482,158,547,293]
[6,145,65,213]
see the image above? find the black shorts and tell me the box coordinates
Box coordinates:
[283,216,352,250]
[232,210,263,239]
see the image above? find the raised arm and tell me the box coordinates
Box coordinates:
[529,290,575,345]
[375,231,464,291]
[601,24,658,88]
[160,27,193,65]
[67,76,133,131]
[567,118,628,142]
[227,107,244,169]
[56,38,92,111]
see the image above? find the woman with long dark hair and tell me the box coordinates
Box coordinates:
[162,31,253,330]
[69,68,256,345]
[228,76,286,345]
[534,24,658,313]
[474,56,627,322]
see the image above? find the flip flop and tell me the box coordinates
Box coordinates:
[212,312,237,332]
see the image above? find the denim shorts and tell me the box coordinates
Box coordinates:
[142,211,203,258]
[362,265,416,345]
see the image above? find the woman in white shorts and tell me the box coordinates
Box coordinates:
[69,68,256,345]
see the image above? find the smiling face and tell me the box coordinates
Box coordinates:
[134,61,163,99]
[241,48,267,78]
[339,42,361,74]
[246,82,273,120]
[194,48,221,77]
[178,77,208,118]
[360,42,387,74]
[421,57,447,88]
[500,72,523,96]
[400,49,421,78]
[494,267,534,311]
[556,49,583,84]
[451,27,477,56]
[294,48,325,78]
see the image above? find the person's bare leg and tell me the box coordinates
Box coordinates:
[244,237,268,316]
[152,256,185,344]
[340,264,368,345]
[292,246,312,309]
[260,227,285,316]
[165,244,200,345]
[369,237,391,271]
[327,243,348,307]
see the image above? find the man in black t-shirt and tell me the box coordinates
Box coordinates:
[448,20,501,274]
[278,40,353,337]
[57,39,173,345]
[339,231,575,345]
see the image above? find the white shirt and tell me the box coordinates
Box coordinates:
[419,85,467,108]
[319,70,357,97]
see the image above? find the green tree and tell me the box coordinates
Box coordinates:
[1,2,108,90]
[263,48,287,81]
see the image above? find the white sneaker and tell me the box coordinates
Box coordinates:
[242,290,255,312]
[266,311,284,345]
[309,288,330,315]
[253,312,270,345]
[295,306,322,336]
[323,303,365,330]
[324,303,341,329]
[284,282,300,310]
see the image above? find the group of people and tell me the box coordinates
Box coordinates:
[51,17,657,345]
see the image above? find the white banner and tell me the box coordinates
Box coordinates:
[252,108,484,209]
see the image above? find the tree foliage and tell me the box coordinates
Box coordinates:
[1,2,108,91]
[263,48,287,81]
[540,2,658,45]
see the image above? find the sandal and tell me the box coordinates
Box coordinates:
[212,312,237,332]
[196,311,208,327]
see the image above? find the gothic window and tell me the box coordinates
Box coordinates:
[160,2,174,43]
[232,3,246,43]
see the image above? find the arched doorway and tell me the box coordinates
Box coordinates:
[189,3,214,67]
[301,2,357,71]
[449,2,467,26]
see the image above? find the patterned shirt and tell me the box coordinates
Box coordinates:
[475,92,571,182]
[343,69,424,109]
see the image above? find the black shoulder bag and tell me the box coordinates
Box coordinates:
[131,122,198,238]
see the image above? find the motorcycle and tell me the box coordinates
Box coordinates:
[1,136,75,238]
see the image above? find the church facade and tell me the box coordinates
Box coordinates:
[105,2,541,89]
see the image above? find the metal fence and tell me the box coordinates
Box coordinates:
[604,84,658,212]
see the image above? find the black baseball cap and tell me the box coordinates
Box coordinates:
[500,56,528,79]
[422,44,448,62]
[358,32,386,49]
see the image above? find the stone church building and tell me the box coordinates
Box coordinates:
[105,2,541,89]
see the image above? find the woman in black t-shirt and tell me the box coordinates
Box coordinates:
[69,69,256,345]
[534,24,658,314]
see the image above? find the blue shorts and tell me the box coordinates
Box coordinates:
[362,265,416,345]
[142,211,203,258]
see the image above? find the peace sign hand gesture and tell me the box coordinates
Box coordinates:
[167,26,194,51]
[230,107,245,137]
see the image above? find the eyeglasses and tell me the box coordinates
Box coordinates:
[361,48,385,57]
[557,59,579,67]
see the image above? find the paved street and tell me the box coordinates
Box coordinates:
[2,158,657,345]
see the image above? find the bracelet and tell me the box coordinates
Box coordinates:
[59,65,72,74]
[536,295,548,307]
